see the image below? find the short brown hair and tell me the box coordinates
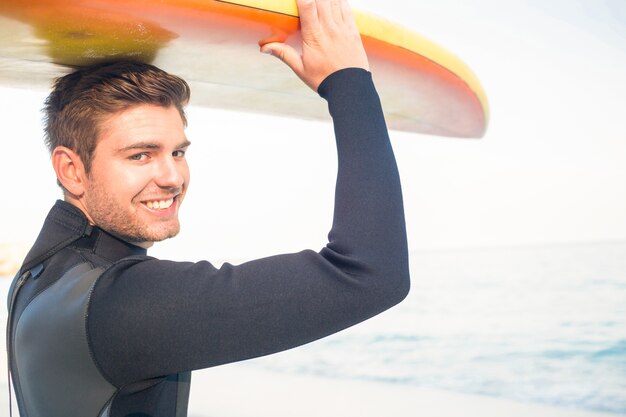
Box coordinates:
[44,61,191,172]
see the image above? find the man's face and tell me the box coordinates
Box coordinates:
[82,104,190,247]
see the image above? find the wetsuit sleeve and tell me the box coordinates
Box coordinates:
[88,68,411,386]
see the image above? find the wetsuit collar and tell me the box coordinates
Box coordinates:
[21,200,146,271]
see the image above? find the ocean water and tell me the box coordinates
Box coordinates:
[245,242,626,415]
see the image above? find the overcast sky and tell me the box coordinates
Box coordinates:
[1,0,625,263]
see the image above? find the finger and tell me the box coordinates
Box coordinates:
[297,0,319,36]
[316,0,340,28]
[339,0,358,31]
[260,42,304,76]
[330,0,344,25]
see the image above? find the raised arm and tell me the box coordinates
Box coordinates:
[88,0,410,386]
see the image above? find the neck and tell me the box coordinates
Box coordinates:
[63,196,154,249]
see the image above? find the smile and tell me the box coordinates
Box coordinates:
[144,198,175,210]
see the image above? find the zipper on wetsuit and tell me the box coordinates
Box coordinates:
[6,269,30,417]
[6,264,43,417]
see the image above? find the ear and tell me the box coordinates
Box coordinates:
[51,146,88,198]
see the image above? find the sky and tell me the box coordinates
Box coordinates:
[1,0,625,264]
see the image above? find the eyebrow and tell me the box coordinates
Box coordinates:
[116,139,191,154]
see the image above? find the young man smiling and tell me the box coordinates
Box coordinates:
[7,0,410,416]
[53,103,191,247]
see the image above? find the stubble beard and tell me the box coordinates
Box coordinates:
[84,185,181,245]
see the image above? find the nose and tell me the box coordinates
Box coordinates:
[155,155,186,189]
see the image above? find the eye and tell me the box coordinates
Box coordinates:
[173,149,186,158]
[129,153,148,161]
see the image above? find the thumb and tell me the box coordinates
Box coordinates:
[260,42,304,77]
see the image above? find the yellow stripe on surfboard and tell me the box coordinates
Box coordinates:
[216,0,489,123]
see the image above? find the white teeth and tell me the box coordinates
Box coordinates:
[145,198,174,210]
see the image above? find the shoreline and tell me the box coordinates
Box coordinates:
[185,364,622,417]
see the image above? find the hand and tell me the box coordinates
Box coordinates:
[260,0,369,92]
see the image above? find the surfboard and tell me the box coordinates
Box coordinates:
[0,0,488,138]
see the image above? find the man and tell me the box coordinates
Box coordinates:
[7,0,410,416]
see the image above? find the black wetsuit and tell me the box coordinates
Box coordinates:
[7,68,410,417]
